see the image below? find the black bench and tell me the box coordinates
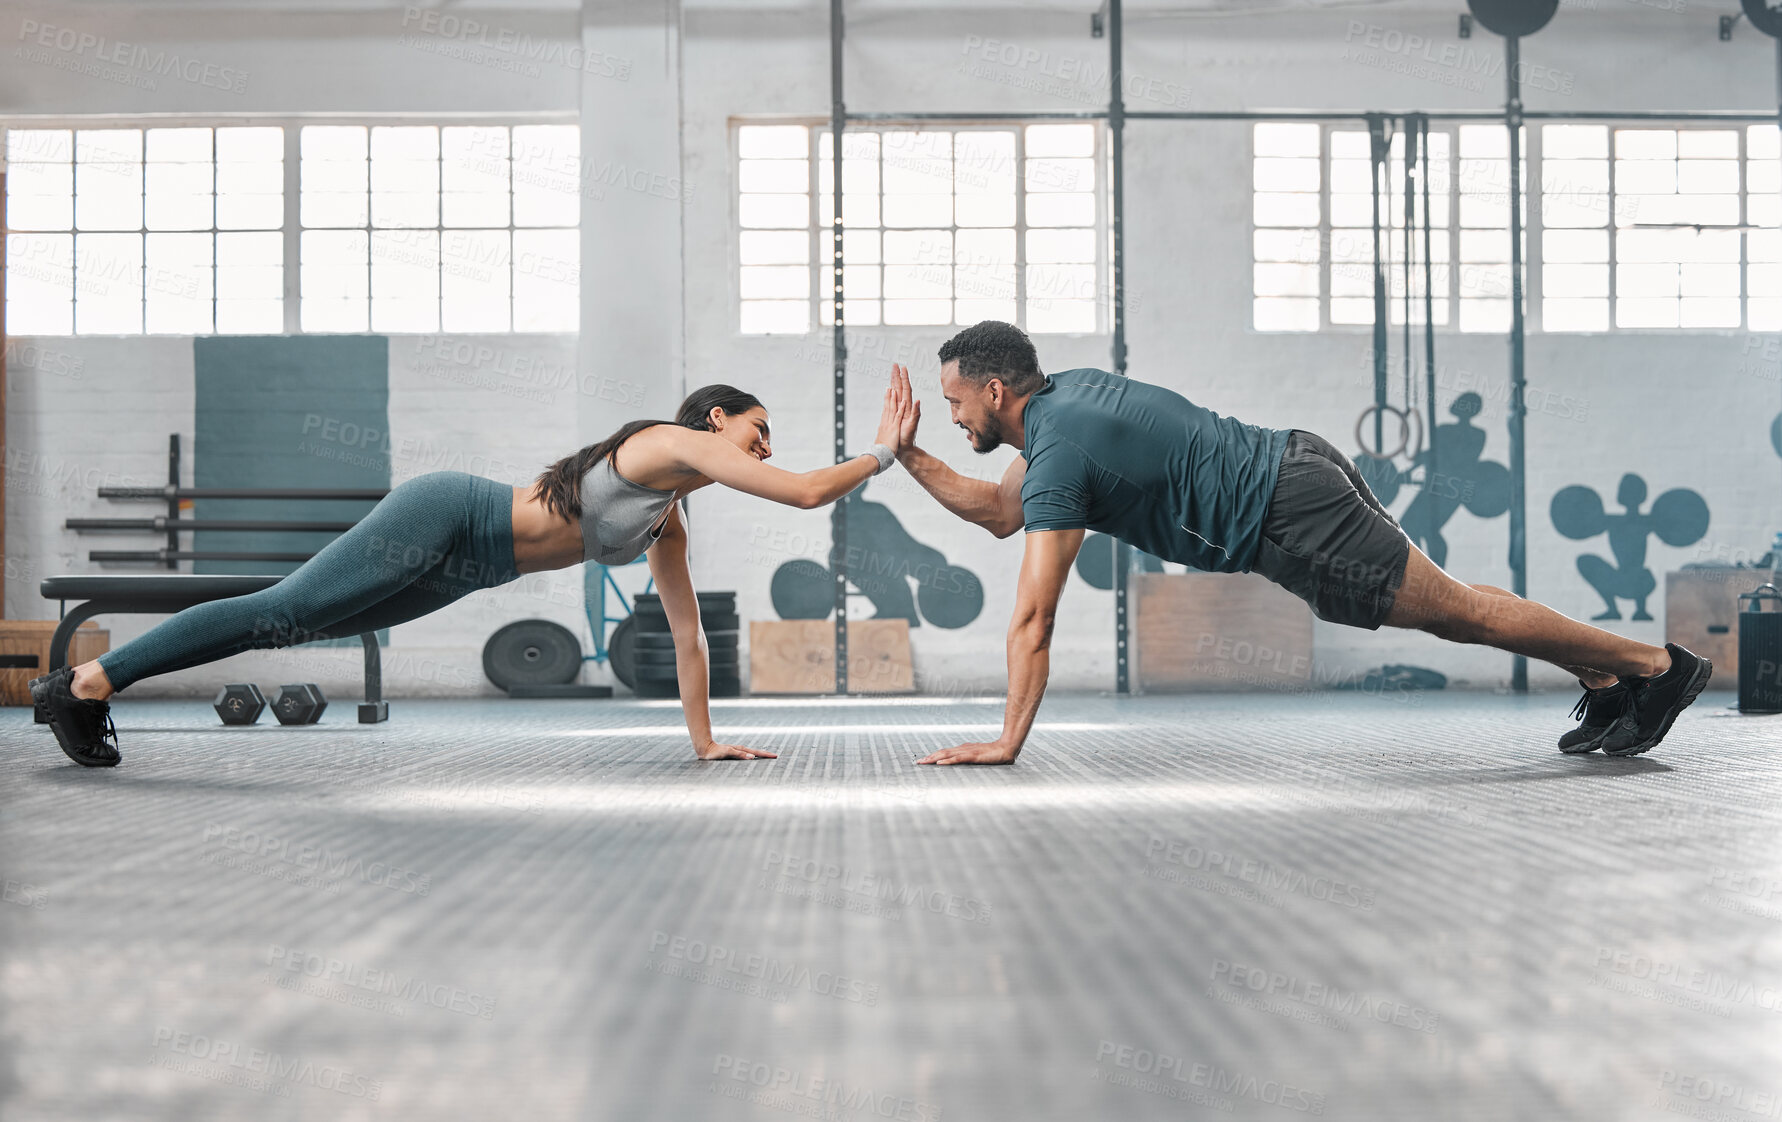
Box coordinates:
[37,574,387,723]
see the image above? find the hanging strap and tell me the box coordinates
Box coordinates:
[1367,113,1390,454]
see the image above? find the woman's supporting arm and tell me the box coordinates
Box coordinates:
[645,505,776,761]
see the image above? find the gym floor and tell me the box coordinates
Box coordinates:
[2,690,1776,1122]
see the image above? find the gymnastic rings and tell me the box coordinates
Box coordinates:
[1352,403,1424,463]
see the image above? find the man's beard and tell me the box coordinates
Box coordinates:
[967,414,1004,454]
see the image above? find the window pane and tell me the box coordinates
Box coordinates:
[1026,298,1094,333]
[7,161,73,230]
[1028,228,1096,264]
[301,229,368,332]
[441,228,510,331]
[740,265,810,300]
[512,125,581,227]
[1025,123,1096,158]
[5,233,74,333]
[740,194,808,229]
[514,229,578,331]
[9,129,73,163]
[75,129,143,232]
[75,232,143,333]
[741,231,808,266]
[145,232,213,334]
[1026,193,1095,227]
[371,228,439,332]
[146,161,213,230]
[216,231,284,328]
[739,126,808,159]
[1253,123,1319,159]
[957,228,1015,303]
[741,160,809,193]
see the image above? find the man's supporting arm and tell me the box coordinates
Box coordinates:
[898,447,1026,538]
[918,528,1083,765]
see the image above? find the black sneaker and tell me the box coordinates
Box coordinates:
[1598,644,1713,758]
[1558,680,1629,754]
[27,666,120,768]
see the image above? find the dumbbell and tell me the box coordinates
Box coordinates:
[271,683,328,725]
[214,683,268,725]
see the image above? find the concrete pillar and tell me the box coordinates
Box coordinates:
[579,0,687,437]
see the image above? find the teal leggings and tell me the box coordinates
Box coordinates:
[99,472,520,692]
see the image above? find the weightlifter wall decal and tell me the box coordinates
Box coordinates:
[769,484,984,629]
[1550,474,1710,622]
[1369,392,1512,570]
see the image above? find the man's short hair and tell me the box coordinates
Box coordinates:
[938,320,1045,395]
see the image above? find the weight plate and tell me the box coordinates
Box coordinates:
[771,559,834,620]
[483,619,582,689]
[637,651,739,668]
[1458,461,1513,520]
[632,591,735,609]
[1650,489,1710,548]
[636,630,739,651]
[634,675,742,698]
[628,609,741,633]
[1466,0,1559,37]
[1550,485,1607,541]
[608,614,638,691]
[917,565,984,629]
[1744,0,1782,39]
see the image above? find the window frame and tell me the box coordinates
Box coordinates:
[1252,118,1778,335]
[2,112,579,337]
[732,117,1110,337]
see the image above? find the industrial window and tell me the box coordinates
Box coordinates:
[299,123,579,333]
[1253,121,1512,334]
[4,119,579,337]
[736,122,1104,335]
[1253,120,1778,333]
[5,125,284,335]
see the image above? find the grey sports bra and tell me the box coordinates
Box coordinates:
[579,455,678,566]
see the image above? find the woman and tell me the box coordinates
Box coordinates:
[32,381,912,768]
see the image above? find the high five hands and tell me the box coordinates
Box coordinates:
[876,364,921,455]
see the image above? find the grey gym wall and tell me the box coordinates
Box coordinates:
[5,1,1781,696]
[0,2,590,697]
[683,4,1782,692]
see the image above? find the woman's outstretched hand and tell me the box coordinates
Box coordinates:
[875,364,917,453]
[694,740,778,761]
[890,364,921,453]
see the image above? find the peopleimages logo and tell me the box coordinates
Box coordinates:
[761,849,993,923]
[17,19,250,92]
[1144,837,1376,910]
[1209,960,1441,1034]
[647,931,880,1006]
[264,945,497,1020]
[1093,1041,1326,1114]
[200,825,431,896]
[150,1027,382,1100]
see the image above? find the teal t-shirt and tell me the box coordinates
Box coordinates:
[1018,369,1291,573]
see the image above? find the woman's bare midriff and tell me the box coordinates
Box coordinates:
[509,486,586,574]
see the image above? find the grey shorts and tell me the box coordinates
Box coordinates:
[1249,429,1412,631]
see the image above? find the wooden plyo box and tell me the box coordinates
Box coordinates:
[0,621,109,706]
[1135,572,1314,692]
[1666,569,1755,683]
[749,619,915,695]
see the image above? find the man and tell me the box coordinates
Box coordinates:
[891,320,1712,765]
